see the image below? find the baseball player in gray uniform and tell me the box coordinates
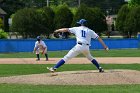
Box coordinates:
[47,19,109,72]
[33,36,48,61]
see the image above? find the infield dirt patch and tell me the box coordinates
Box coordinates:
[0,57,140,64]
[0,70,140,85]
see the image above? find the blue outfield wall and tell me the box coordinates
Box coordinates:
[0,38,139,53]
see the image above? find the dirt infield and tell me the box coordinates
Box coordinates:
[0,57,140,85]
[0,57,140,64]
[0,70,140,85]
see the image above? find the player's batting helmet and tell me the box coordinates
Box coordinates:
[37,36,41,41]
[77,19,87,25]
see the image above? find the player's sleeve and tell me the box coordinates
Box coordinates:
[34,42,38,50]
[68,27,76,34]
[91,30,99,39]
[34,42,37,48]
[42,41,47,48]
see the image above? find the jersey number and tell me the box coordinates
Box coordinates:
[81,30,86,38]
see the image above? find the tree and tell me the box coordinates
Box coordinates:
[11,6,55,39]
[0,0,25,16]
[73,4,107,35]
[0,0,26,32]
[116,4,130,37]
[60,0,125,14]
[124,6,140,37]
[41,6,55,38]
[0,18,4,29]
[54,4,73,38]
[128,0,140,7]
[11,8,50,38]
[55,4,73,28]
[60,0,78,7]
[22,0,121,15]
[91,8,107,35]
[72,4,94,28]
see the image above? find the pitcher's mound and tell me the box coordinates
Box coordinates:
[0,69,140,85]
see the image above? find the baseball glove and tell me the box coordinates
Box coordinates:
[53,32,60,38]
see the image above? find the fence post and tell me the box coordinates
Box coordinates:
[138,32,140,49]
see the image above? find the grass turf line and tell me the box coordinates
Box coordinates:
[0,49,140,58]
[0,84,140,93]
[0,64,139,77]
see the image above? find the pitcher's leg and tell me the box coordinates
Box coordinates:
[63,48,80,62]
[49,46,80,72]
[91,59,104,72]
[54,48,80,69]
[83,51,104,72]
[91,59,100,69]
[53,59,65,69]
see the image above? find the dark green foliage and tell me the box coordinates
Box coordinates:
[39,6,55,38]
[0,0,25,16]
[11,7,55,38]
[11,8,41,38]
[60,0,124,14]
[73,4,107,35]
[117,4,140,38]
[54,4,73,38]
[124,6,140,37]
[81,0,124,14]
[128,0,140,7]
[0,0,125,15]
[0,18,4,29]
[91,8,107,35]
[54,4,73,28]
[72,4,91,27]
[116,5,130,37]
[60,0,79,7]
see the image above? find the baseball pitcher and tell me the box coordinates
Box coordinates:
[47,19,109,72]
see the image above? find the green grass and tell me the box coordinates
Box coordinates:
[0,84,140,93]
[90,49,140,57]
[0,49,140,93]
[0,49,140,58]
[0,64,140,77]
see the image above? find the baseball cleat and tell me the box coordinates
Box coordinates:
[47,67,56,73]
[99,67,104,72]
[36,59,40,61]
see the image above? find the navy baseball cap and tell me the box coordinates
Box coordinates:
[37,36,41,41]
[76,19,87,25]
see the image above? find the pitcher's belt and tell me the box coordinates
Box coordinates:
[78,42,89,45]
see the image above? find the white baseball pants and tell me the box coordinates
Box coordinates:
[62,44,94,62]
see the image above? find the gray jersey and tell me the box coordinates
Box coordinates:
[34,40,46,49]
